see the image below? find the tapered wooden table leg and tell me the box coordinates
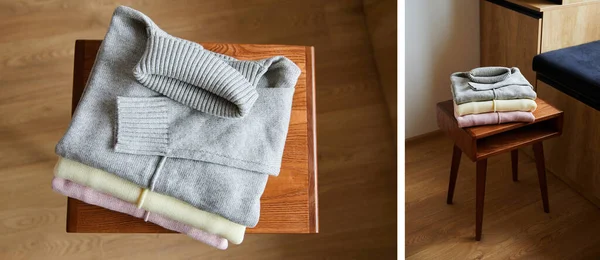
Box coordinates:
[447,145,461,204]
[475,159,487,241]
[511,150,518,182]
[533,142,550,213]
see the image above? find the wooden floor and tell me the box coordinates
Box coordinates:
[0,0,397,259]
[406,133,600,259]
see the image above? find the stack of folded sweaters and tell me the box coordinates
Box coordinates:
[52,6,301,250]
[451,67,538,128]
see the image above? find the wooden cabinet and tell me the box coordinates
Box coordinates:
[540,3,600,52]
[480,0,600,86]
[481,0,600,208]
[536,81,600,207]
[480,0,541,85]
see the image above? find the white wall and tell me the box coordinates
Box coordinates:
[405,0,480,139]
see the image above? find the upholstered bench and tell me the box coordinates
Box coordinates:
[532,40,600,208]
[533,40,600,111]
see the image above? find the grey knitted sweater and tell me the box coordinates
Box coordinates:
[451,67,536,104]
[56,6,301,227]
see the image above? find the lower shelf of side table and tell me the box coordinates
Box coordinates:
[476,119,561,160]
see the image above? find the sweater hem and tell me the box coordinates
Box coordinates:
[115,96,170,155]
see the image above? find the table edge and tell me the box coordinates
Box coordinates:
[306,46,319,233]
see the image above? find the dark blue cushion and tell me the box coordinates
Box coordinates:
[533,40,600,111]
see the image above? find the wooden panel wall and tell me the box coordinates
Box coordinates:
[541,3,600,52]
[536,81,600,208]
[559,0,600,7]
[480,0,541,85]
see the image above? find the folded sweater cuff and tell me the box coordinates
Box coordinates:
[133,34,260,118]
[115,96,169,155]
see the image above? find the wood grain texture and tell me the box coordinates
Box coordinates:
[533,142,550,213]
[560,0,600,5]
[0,0,396,258]
[504,0,600,11]
[406,134,600,259]
[446,145,461,205]
[511,149,519,181]
[305,46,319,234]
[540,2,600,52]
[436,99,563,161]
[560,0,598,5]
[436,103,477,161]
[503,0,558,11]
[480,0,542,86]
[436,99,560,241]
[362,0,397,138]
[404,129,442,143]
[475,125,559,159]
[475,159,488,241]
[535,80,600,208]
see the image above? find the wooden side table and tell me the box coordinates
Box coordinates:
[436,99,563,240]
[67,40,318,234]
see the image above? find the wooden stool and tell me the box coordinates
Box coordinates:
[66,40,318,234]
[436,99,563,241]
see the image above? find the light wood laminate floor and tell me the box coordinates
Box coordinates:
[0,0,397,259]
[406,133,600,259]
